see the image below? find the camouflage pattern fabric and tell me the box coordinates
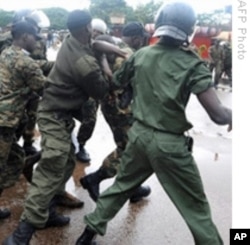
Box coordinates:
[0,45,46,128]
[0,31,52,146]
[0,45,46,189]
[208,43,225,87]
[0,126,25,189]
[22,93,40,144]
[98,41,134,176]
[222,43,232,86]
[77,98,99,146]
[0,31,12,54]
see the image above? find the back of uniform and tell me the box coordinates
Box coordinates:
[116,43,213,133]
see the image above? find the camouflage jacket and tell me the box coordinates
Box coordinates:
[0,31,54,76]
[208,44,225,64]
[0,45,47,127]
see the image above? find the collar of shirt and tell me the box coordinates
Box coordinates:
[68,34,91,50]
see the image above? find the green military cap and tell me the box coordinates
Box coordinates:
[67,10,92,30]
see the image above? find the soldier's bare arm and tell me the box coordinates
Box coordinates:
[93,40,127,59]
[197,87,232,129]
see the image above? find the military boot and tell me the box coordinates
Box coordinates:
[129,185,151,203]
[2,221,35,245]
[22,151,41,183]
[52,191,84,208]
[45,213,70,228]
[75,226,97,245]
[23,141,38,156]
[76,146,91,163]
[80,169,110,202]
[45,205,70,228]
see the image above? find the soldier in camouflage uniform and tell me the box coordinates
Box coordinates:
[208,39,225,88]
[0,20,47,219]
[0,11,52,157]
[222,41,232,88]
[3,10,112,244]
[80,22,151,203]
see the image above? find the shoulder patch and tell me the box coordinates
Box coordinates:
[76,54,101,77]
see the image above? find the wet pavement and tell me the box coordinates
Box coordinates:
[0,85,232,244]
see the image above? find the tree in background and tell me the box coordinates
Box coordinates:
[0,10,14,28]
[197,8,232,31]
[43,8,69,30]
[89,0,128,24]
[0,3,232,31]
[134,0,162,24]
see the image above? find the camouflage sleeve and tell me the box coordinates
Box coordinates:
[30,39,47,60]
[75,54,109,100]
[36,60,55,76]
[113,47,134,72]
[113,53,135,89]
[16,56,47,92]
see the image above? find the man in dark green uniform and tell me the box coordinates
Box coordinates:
[75,2,232,244]
[75,18,108,163]
[0,20,47,219]
[80,23,151,203]
[3,10,110,244]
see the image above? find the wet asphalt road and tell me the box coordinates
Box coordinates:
[0,87,232,245]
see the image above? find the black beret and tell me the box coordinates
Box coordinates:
[67,10,92,30]
[11,20,42,40]
[122,22,148,37]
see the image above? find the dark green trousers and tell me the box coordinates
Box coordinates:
[85,121,223,245]
[21,111,75,228]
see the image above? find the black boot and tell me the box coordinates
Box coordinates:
[75,226,97,245]
[80,169,110,202]
[0,208,11,219]
[2,221,35,245]
[23,141,38,156]
[45,206,70,228]
[22,151,41,183]
[45,214,70,228]
[76,146,91,163]
[129,185,151,203]
[52,192,84,208]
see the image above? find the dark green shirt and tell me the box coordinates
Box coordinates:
[39,34,109,112]
[114,43,213,134]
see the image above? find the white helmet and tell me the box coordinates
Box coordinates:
[13,9,50,29]
[91,18,107,34]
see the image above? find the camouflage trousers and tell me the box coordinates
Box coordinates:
[16,93,40,145]
[0,126,25,190]
[99,95,134,177]
[77,98,98,146]
[214,62,224,87]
